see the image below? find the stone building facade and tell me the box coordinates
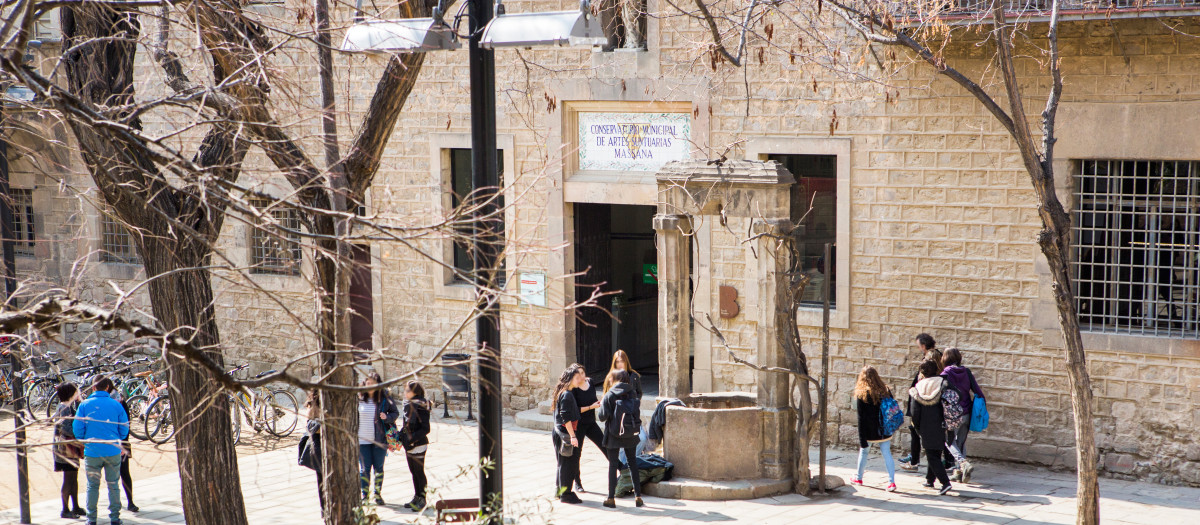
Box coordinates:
[5,2,1200,485]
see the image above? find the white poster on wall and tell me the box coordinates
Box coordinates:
[578,112,691,172]
[518,272,547,307]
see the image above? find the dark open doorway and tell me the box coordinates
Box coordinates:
[573,203,658,381]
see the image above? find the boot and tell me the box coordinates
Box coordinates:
[372,472,385,505]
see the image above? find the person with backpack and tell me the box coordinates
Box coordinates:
[850,366,898,492]
[399,380,431,512]
[596,369,644,509]
[73,376,129,525]
[909,360,953,496]
[357,371,400,504]
[900,333,941,471]
[939,347,985,483]
[552,364,586,504]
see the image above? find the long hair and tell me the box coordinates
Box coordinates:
[604,349,636,393]
[941,347,963,368]
[359,371,384,404]
[305,390,321,420]
[927,348,944,374]
[551,364,583,412]
[854,365,890,404]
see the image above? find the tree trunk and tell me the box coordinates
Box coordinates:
[59,6,249,523]
[793,378,813,496]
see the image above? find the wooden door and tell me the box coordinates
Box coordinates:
[574,203,613,377]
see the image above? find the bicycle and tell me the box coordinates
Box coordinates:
[229,369,299,445]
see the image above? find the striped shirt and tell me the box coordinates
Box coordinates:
[357,401,376,445]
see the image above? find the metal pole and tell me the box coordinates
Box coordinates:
[468,0,503,518]
[1,126,31,524]
[818,242,831,493]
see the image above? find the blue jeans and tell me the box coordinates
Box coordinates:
[855,440,896,483]
[359,444,387,497]
[85,455,122,523]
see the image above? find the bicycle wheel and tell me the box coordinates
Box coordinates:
[264,389,299,437]
[125,395,149,441]
[229,395,242,446]
[24,380,54,421]
[144,395,175,444]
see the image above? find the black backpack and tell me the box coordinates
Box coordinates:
[610,394,642,441]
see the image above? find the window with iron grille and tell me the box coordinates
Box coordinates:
[9,188,34,257]
[100,211,139,264]
[249,198,302,275]
[1073,160,1200,338]
[769,154,838,308]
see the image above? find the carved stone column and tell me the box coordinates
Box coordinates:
[754,218,795,480]
[654,213,692,398]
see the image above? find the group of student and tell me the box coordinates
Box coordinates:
[51,376,138,525]
[853,333,986,495]
[551,350,646,508]
[300,372,432,513]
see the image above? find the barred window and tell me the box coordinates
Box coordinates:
[250,198,302,275]
[100,211,139,264]
[9,188,34,257]
[448,148,505,284]
[1073,160,1200,337]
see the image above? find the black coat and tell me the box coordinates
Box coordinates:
[597,382,640,449]
[856,395,893,448]
[553,389,580,440]
[360,393,400,449]
[908,377,947,451]
[299,419,322,471]
[401,397,431,449]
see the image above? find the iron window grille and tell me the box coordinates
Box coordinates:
[100,211,139,264]
[9,188,34,257]
[769,154,838,308]
[250,198,302,275]
[1073,160,1200,338]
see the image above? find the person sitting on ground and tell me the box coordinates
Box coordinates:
[552,364,586,504]
[53,382,86,519]
[939,347,985,483]
[900,333,941,471]
[850,365,897,492]
[597,369,645,509]
[400,380,431,513]
[909,360,953,496]
[73,376,129,525]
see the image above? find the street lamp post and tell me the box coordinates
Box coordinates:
[465,0,504,511]
[341,1,606,516]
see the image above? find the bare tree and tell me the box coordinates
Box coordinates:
[675,0,1098,522]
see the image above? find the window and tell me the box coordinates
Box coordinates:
[770,154,838,308]
[9,188,34,257]
[1073,160,1200,337]
[449,148,505,284]
[249,198,302,275]
[100,211,139,264]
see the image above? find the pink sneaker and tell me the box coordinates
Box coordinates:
[850,477,863,486]
[886,483,897,492]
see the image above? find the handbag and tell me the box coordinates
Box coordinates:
[298,434,316,470]
[559,439,575,457]
[385,423,405,452]
[58,441,83,460]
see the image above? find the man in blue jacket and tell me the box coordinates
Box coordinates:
[72,376,129,525]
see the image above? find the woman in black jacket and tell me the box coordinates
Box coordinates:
[570,367,603,493]
[300,391,325,512]
[900,334,941,470]
[400,380,431,512]
[552,364,586,504]
[851,366,897,492]
[358,371,400,504]
[596,369,644,509]
[909,359,953,495]
[52,383,85,519]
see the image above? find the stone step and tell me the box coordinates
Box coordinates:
[643,477,794,501]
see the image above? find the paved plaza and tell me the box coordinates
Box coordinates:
[4,419,1200,524]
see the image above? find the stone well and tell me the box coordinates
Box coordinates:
[664,393,762,480]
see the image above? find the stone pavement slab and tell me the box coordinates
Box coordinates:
[4,419,1200,524]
